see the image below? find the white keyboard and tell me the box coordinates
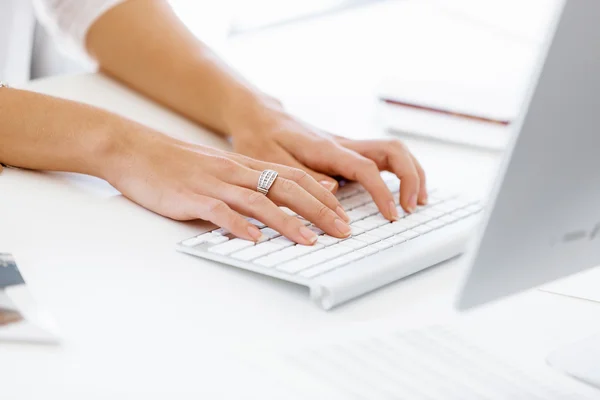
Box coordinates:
[177,174,482,309]
[277,326,599,399]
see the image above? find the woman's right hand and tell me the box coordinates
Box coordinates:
[103,130,352,245]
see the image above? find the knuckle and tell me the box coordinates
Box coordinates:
[361,158,378,171]
[206,199,229,215]
[316,204,331,220]
[283,215,300,230]
[388,139,407,151]
[288,167,310,184]
[247,190,267,207]
[279,178,299,194]
[213,156,240,174]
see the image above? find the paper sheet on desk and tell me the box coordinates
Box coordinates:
[541,266,600,304]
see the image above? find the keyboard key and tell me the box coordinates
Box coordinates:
[346,209,370,222]
[426,219,447,230]
[388,234,410,245]
[362,214,391,227]
[277,245,352,274]
[439,214,460,224]
[208,238,254,255]
[400,229,420,240]
[351,219,382,231]
[349,225,366,236]
[336,184,361,200]
[271,236,295,248]
[299,254,354,278]
[419,208,446,219]
[232,241,284,261]
[307,225,325,236]
[404,213,433,224]
[280,207,298,217]
[412,225,434,234]
[368,227,394,239]
[353,234,381,244]
[339,239,368,250]
[451,209,471,219]
[297,218,312,226]
[465,204,483,214]
[213,228,230,235]
[317,235,341,246]
[381,220,413,233]
[352,204,379,215]
[254,244,324,267]
[340,196,366,210]
[372,239,394,250]
[356,246,379,257]
[207,235,229,245]
[247,218,266,228]
[181,232,216,247]
[260,228,281,239]
[433,200,466,213]
[395,205,408,218]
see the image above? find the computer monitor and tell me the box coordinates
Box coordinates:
[456,0,600,388]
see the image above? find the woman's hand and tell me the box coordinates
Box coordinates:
[104,129,352,245]
[229,104,428,221]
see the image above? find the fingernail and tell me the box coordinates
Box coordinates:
[336,206,350,222]
[248,225,265,242]
[421,187,429,205]
[299,226,319,244]
[334,218,352,237]
[408,194,418,213]
[389,201,400,221]
[320,180,337,192]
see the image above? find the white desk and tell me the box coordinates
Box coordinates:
[2,1,600,398]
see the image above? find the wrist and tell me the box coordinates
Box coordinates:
[223,90,288,138]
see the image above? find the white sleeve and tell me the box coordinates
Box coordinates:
[32,0,127,59]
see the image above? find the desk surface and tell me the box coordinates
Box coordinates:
[2,1,600,398]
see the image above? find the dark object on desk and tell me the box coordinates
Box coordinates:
[0,253,26,289]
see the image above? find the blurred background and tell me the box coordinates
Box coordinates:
[1,0,562,144]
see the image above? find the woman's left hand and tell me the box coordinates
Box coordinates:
[229,105,428,221]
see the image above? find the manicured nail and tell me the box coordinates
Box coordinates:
[320,180,337,192]
[334,218,352,237]
[389,201,400,221]
[300,226,319,244]
[336,206,350,222]
[248,225,265,242]
[408,194,418,213]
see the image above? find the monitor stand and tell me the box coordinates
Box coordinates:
[547,334,600,389]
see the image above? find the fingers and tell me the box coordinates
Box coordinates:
[192,195,264,242]
[318,145,399,221]
[226,168,352,239]
[385,142,421,213]
[242,157,347,221]
[212,183,322,245]
[241,146,339,193]
[266,176,352,238]
[332,138,428,212]
[410,153,428,205]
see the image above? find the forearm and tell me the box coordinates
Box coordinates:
[85,0,278,137]
[0,88,130,179]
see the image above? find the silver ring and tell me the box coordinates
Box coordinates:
[257,169,279,195]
